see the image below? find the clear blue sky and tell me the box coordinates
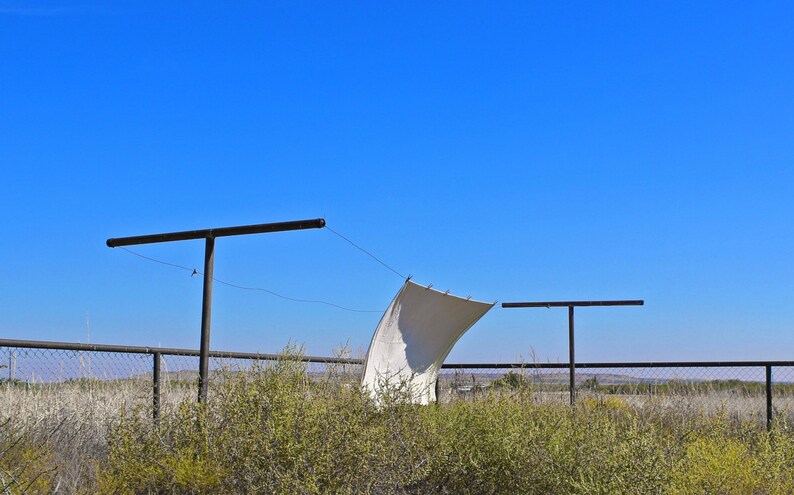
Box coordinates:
[2,1,792,362]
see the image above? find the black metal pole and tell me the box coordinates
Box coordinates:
[502,300,644,308]
[0,338,363,364]
[153,352,161,423]
[568,306,575,405]
[766,365,773,431]
[107,218,326,247]
[197,237,215,403]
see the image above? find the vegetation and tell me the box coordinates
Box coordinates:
[488,370,794,396]
[0,418,57,494]
[586,379,794,397]
[2,352,794,494]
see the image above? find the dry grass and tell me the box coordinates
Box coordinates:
[0,379,191,492]
[2,361,793,493]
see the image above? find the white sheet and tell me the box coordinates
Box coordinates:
[361,280,494,404]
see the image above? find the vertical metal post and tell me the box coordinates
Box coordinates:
[568,306,575,405]
[198,236,215,403]
[766,365,773,431]
[153,352,161,423]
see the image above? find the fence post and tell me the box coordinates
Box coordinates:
[568,306,576,405]
[153,352,161,423]
[766,365,773,431]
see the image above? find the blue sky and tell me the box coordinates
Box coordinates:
[1,1,792,362]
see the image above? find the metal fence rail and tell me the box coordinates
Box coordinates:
[1,339,792,429]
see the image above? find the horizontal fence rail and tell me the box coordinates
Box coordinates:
[1,339,792,430]
[0,338,359,363]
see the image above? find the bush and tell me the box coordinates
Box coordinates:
[96,350,794,494]
[670,418,794,495]
[0,417,58,494]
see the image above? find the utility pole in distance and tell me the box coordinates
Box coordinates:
[501,300,644,405]
[107,218,326,403]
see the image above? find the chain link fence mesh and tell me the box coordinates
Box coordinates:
[153,355,364,412]
[774,366,794,424]
[1,347,152,428]
[437,364,794,427]
[2,345,793,430]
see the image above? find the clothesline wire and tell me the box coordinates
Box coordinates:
[323,225,406,280]
[118,247,383,313]
[120,247,195,272]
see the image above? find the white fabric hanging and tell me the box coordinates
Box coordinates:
[361,280,494,405]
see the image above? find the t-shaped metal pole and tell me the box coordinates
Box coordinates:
[107,218,326,403]
[502,300,644,405]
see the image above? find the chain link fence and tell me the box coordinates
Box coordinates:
[437,364,794,427]
[1,347,152,432]
[0,341,363,430]
[2,340,792,430]
[153,353,363,415]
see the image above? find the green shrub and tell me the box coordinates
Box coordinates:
[670,417,794,495]
[0,417,58,494]
[97,350,794,494]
